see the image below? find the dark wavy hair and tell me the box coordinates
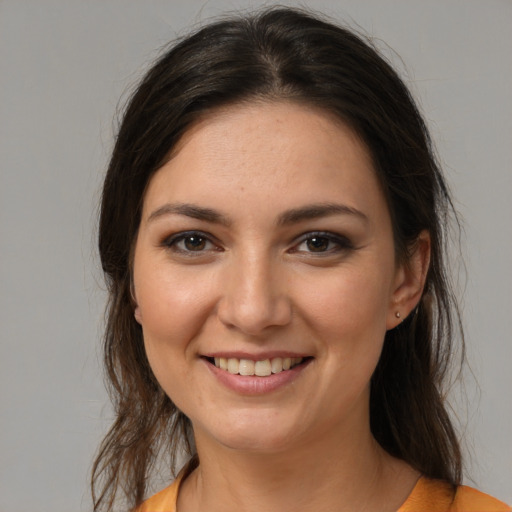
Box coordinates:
[92,7,464,511]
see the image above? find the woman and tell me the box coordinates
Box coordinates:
[92,7,510,512]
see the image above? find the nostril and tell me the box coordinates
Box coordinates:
[217,297,293,335]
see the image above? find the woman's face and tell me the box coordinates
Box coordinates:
[132,102,412,453]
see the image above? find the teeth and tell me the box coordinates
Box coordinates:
[271,357,283,373]
[255,359,272,376]
[239,359,255,376]
[213,356,304,376]
[227,358,239,374]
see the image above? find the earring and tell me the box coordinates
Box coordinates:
[395,311,401,319]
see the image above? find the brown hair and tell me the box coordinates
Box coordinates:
[93,7,463,511]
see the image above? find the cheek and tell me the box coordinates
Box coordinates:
[306,265,392,318]
[135,264,216,342]
[298,264,393,354]
[134,267,218,409]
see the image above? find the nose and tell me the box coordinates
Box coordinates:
[217,252,292,335]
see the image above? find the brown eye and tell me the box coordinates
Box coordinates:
[306,236,330,252]
[163,231,217,254]
[293,232,353,255]
[183,235,207,251]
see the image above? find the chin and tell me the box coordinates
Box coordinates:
[194,412,303,454]
[220,432,295,454]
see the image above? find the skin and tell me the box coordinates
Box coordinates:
[132,102,430,511]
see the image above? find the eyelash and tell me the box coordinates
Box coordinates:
[162,231,220,255]
[292,231,354,255]
[162,230,354,257]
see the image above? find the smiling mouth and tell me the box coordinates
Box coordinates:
[205,356,310,376]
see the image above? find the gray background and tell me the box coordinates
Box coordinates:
[1,1,511,510]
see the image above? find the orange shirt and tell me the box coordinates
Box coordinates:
[138,474,511,512]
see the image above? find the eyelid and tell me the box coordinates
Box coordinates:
[160,229,353,255]
[161,230,221,253]
[290,231,354,254]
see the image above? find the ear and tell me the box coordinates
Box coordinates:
[134,304,143,324]
[386,230,431,330]
[131,281,143,324]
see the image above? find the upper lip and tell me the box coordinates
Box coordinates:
[202,351,311,360]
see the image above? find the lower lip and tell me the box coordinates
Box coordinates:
[204,358,312,395]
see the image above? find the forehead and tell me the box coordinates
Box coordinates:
[142,101,387,223]
[171,101,370,174]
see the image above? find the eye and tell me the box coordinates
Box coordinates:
[180,234,209,251]
[162,231,218,254]
[303,236,332,252]
[293,232,353,254]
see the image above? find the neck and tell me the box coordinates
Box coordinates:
[177,422,418,512]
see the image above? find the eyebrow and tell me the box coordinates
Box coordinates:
[147,203,232,226]
[276,203,368,226]
[147,202,368,226]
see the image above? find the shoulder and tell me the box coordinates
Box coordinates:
[137,474,512,512]
[399,477,511,512]
[454,485,512,512]
[136,478,180,512]
[137,458,198,512]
